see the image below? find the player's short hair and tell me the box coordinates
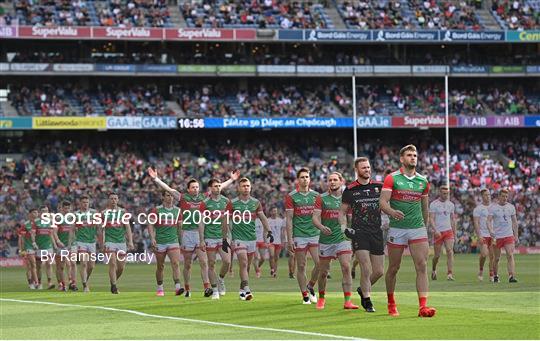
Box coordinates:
[480,188,490,195]
[62,200,71,207]
[107,191,118,198]
[296,168,310,178]
[29,208,38,213]
[187,179,199,189]
[328,171,344,181]
[207,178,221,187]
[440,185,449,191]
[354,157,369,168]
[499,188,509,195]
[80,194,89,200]
[162,190,172,197]
[239,177,250,184]
[400,144,417,156]
[39,205,48,210]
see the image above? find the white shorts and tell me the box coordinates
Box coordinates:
[319,241,353,260]
[105,242,127,253]
[36,248,54,259]
[204,238,222,251]
[181,230,201,252]
[156,242,180,253]
[233,240,256,255]
[74,241,96,253]
[387,227,428,248]
[293,236,319,251]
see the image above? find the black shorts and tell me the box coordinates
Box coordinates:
[351,230,384,256]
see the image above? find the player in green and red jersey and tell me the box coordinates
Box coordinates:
[380,144,436,318]
[147,167,239,298]
[223,178,272,301]
[101,192,134,294]
[74,194,100,293]
[147,191,183,296]
[198,178,232,299]
[285,168,320,304]
[35,205,57,290]
[52,200,78,291]
[18,208,39,289]
[312,172,358,310]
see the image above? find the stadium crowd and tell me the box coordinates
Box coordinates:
[0,132,538,257]
[97,0,171,27]
[180,0,328,29]
[492,0,540,30]
[408,0,483,30]
[3,0,539,29]
[6,81,539,117]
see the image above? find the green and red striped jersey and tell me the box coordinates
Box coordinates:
[382,168,430,229]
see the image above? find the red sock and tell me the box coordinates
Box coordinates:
[308,280,315,288]
[344,292,352,301]
[479,266,483,271]
[387,293,395,305]
[203,282,210,289]
[489,271,494,276]
[319,291,325,299]
[185,284,190,291]
[419,296,427,308]
[447,271,452,275]
[302,291,308,297]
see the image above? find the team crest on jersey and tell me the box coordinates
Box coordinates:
[389,236,394,242]
[375,187,379,193]
[419,183,424,190]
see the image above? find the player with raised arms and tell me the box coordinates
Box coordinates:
[380,144,436,318]
[285,168,320,304]
[147,167,239,297]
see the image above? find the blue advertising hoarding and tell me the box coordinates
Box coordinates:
[304,30,371,41]
[277,30,303,40]
[0,117,33,129]
[137,64,177,73]
[441,30,504,42]
[524,116,540,127]
[96,64,136,72]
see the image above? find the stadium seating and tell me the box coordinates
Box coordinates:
[180,0,332,29]
[12,0,171,27]
[6,81,539,117]
[491,0,540,30]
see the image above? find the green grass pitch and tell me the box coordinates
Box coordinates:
[1,254,539,339]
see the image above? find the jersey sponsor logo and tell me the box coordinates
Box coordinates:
[294,206,314,216]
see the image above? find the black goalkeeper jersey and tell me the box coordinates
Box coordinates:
[342,180,383,234]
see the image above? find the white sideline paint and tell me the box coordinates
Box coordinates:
[1,298,365,340]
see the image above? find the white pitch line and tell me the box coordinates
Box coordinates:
[1,298,366,341]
